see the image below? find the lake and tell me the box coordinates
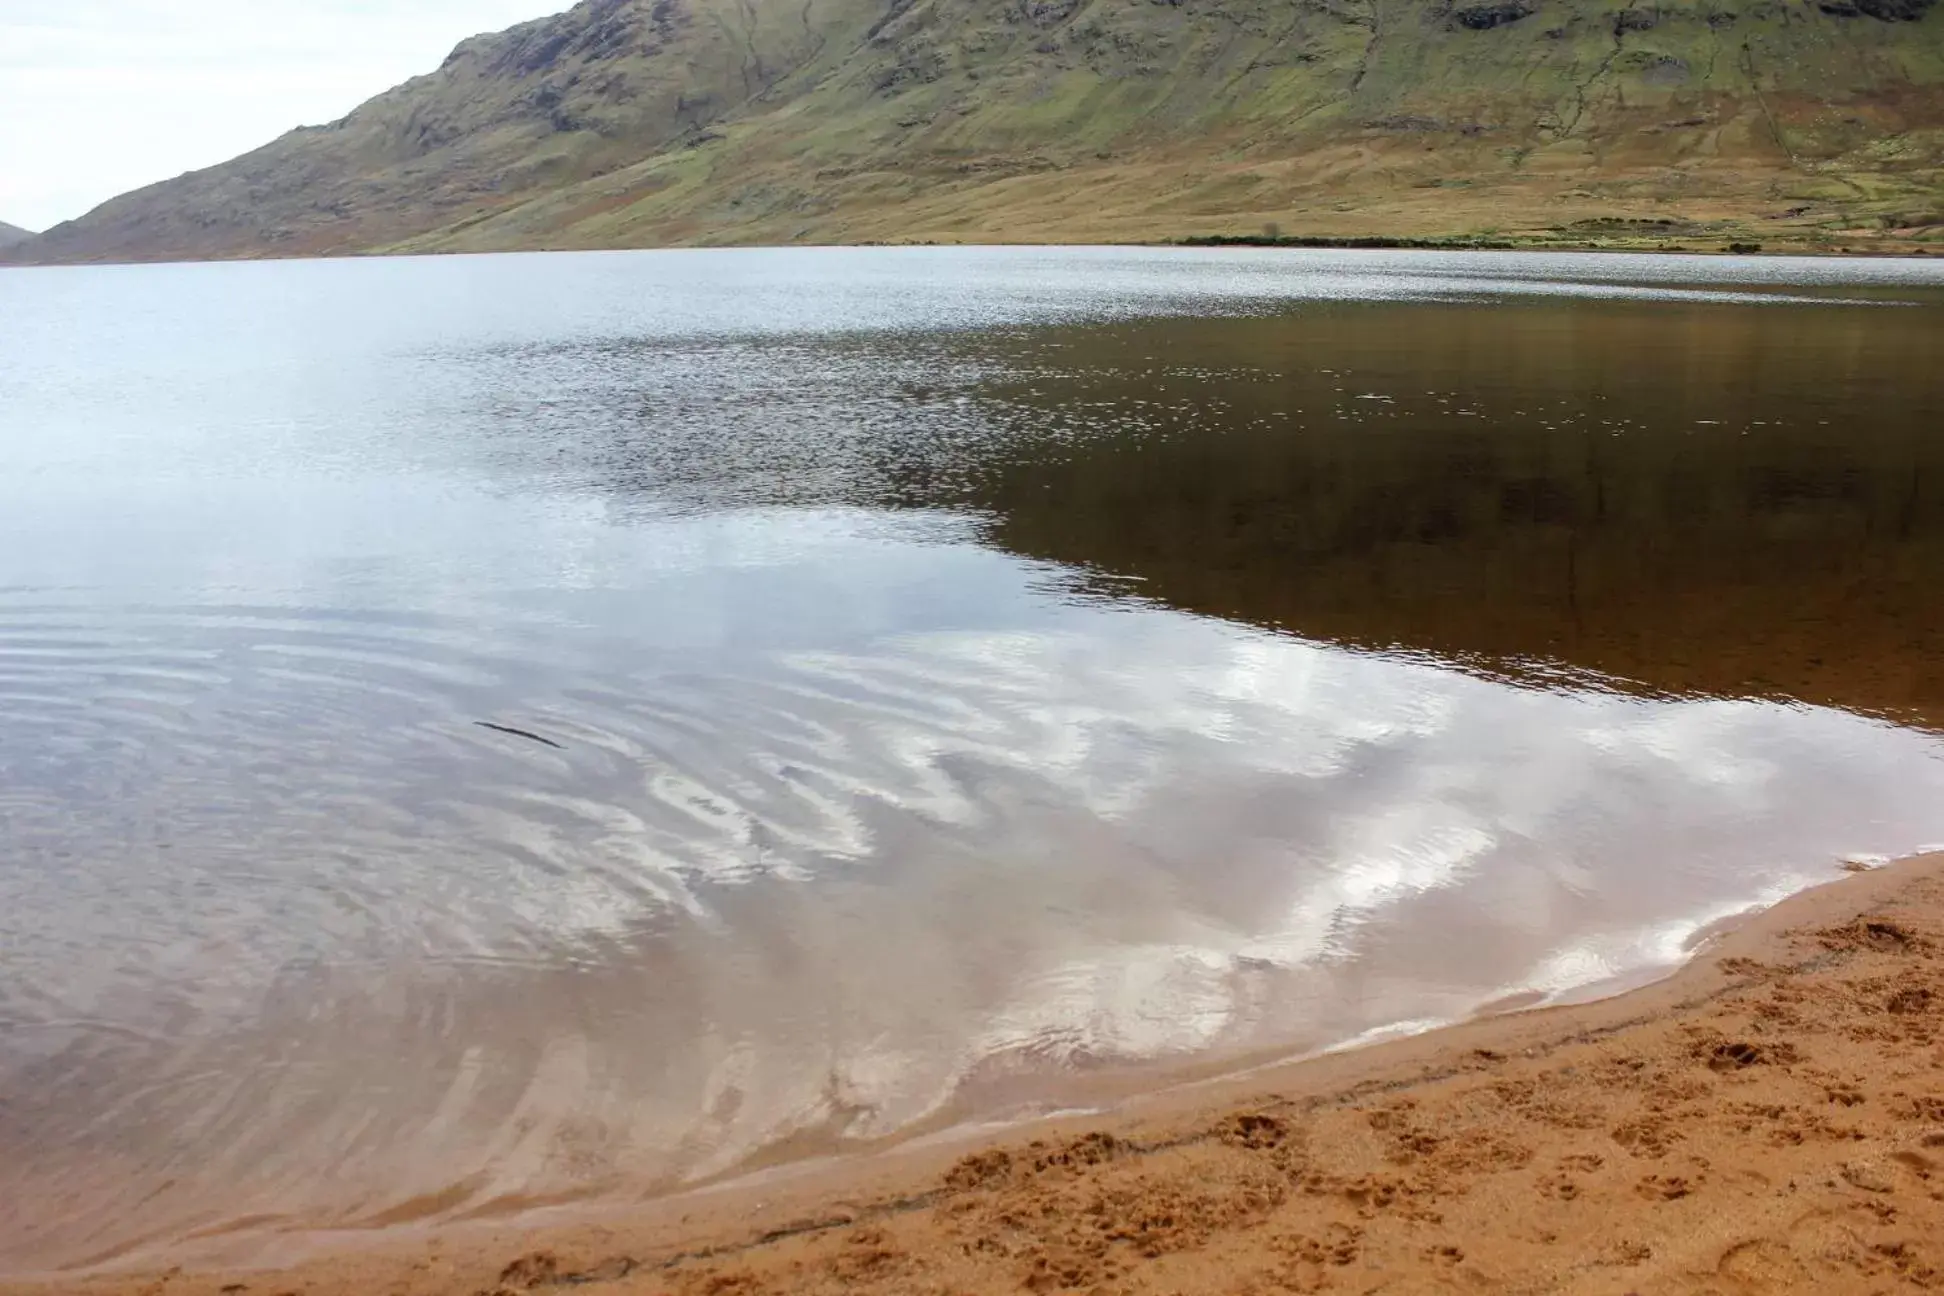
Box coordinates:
[3,246,1943,1271]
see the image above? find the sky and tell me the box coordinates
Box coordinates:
[0,1,554,232]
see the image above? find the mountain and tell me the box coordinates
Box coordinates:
[7,0,1941,265]
[0,221,32,249]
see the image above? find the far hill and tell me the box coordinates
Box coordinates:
[0,221,32,250]
[6,0,1942,265]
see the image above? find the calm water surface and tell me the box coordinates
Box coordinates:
[3,247,1944,1270]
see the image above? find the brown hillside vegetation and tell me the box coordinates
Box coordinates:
[6,0,1943,264]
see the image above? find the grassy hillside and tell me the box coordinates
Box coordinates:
[0,221,31,249]
[7,0,1942,264]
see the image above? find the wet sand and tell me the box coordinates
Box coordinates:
[11,852,1944,1295]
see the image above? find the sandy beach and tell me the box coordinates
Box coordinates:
[7,852,1943,1295]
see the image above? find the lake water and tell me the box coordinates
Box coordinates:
[4,247,1944,1271]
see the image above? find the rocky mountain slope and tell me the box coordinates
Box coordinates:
[0,221,32,249]
[6,0,1941,264]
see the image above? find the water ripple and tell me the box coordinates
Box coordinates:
[4,248,1943,1271]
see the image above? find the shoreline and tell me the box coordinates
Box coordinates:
[4,236,1940,271]
[13,851,1944,1294]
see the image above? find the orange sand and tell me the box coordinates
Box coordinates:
[10,855,1944,1295]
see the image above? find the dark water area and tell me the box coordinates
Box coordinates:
[960,299,1944,725]
[2,248,1942,1271]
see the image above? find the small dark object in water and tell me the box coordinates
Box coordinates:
[475,721,565,749]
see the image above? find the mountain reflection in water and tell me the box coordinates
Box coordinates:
[2,249,1941,1272]
[963,299,1944,724]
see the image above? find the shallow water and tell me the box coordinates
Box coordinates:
[3,247,1943,1270]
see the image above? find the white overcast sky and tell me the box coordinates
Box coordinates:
[0,1,554,232]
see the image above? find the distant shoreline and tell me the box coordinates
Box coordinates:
[15,851,1944,1294]
[1174,233,1785,254]
[4,233,1939,270]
